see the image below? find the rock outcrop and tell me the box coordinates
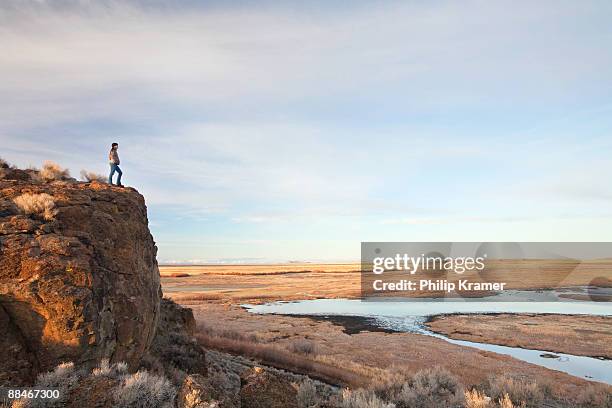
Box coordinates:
[147,298,208,377]
[0,170,161,385]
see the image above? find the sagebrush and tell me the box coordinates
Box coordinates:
[80,169,106,182]
[13,193,58,221]
[290,339,317,355]
[113,370,176,408]
[297,379,320,408]
[13,362,84,407]
[37,161,71,182]
[13,361,177,408]
[392,366,464,408]
[486,375,542,408]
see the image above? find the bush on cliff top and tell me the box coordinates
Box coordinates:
[36,161,71,182]
[13,193,58,221]
[80,169,106,183]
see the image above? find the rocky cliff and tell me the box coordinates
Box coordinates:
[0,167,161,386]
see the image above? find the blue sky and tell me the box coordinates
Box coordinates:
[1,0,611,263]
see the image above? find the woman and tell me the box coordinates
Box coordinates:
[108,142,123,187]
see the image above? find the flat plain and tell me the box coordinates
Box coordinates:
[161,263,612,400]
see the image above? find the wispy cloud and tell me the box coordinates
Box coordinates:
[2,0,612,260]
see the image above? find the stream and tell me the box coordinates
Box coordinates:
[245,291,612,384]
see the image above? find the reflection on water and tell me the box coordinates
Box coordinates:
[245,292,612,384]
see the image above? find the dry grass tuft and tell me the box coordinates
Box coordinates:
[80,169,107,183]
[497,393,521,408]
[13,192,58,221]
[340,388,395,408]
[465,389,492,408]
[92,359,128,378]
[38,161,71,181]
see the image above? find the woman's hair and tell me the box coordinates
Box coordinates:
[111,142,118,148]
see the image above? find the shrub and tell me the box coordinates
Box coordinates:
[13,361,178,408]
[13,193,58,221]
[14,361,85,407]
[297,379,320,408]
[465,389,491,408]
[113,370,176,408]
[393,367,464,408]
[575,384,612,408]
[341,388,395,408]
[0,158,10,179]
[487,375,542,408]
[80,169,106,183]
[289,339,317,355]
[0,158,8,179]
[38,161,70,181]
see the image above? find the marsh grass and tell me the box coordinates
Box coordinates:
[196,330,369,387]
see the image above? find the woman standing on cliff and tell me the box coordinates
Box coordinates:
[108,142,124,187]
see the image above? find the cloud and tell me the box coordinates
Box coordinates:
[2,0,611,133]
[2,0,612,259]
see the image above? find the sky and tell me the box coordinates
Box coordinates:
[1,0,612,263]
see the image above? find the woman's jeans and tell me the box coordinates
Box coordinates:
[109,163,123,185]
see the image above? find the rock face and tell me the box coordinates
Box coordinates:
[0,172,161,386]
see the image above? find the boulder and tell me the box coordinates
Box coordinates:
[148,298,207,377]
[0,176,161,385]
[177,374,220,408]
[240,367,298,408]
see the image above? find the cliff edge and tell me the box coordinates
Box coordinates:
[0,166,161,386]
